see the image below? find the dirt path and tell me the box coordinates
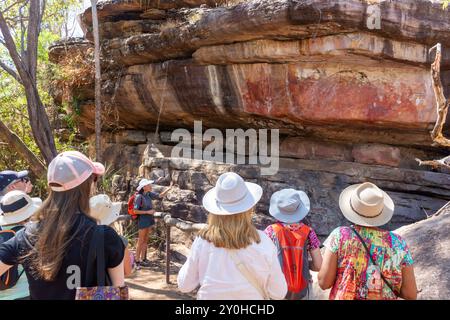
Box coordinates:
[126,249,195,300]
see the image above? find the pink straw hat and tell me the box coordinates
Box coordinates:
[47,151,105,192]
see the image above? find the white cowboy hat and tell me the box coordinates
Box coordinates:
[202,172,263,215]
[0,190,42,226]
[269,189,310,223]
[339,182,394,227]
[137,178,155,191]
[89,194,122,226]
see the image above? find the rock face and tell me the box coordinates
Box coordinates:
[395,208,450,300]
[50,0,450,239]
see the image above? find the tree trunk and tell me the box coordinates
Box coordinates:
[0,0,58,166]
[0,119,46,177]
[429,43,450,147]
[91,0,102,162]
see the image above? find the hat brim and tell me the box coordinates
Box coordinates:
[269,190,310,223]
[17,170,29,179]
[136,180,155,191]
[100,202,122,226]
[0,197,41,226]
[202,182,263,215]
[339,184,394,227]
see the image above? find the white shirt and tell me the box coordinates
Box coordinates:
[177,230,287,300]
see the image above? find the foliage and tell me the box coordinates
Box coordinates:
[0,0,83,196]
[97,163,124,195]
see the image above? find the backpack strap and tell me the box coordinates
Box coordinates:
[85,226,110,287]
[228,250,269,300]
[349,225,399,296]
[135,193,144,210]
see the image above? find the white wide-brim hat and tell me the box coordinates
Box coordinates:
[0,191,42,226]
[202,172,263,215]
[89,194,122,226]
[269,189,310,223]
[137,178,155,191]
[339,182,394,227]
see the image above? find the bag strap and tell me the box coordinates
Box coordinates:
[349,225,399,296]
[228,250,269,300]
[85,226,110,287]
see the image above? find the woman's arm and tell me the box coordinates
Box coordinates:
[309,248,323,272]
[158,183,173,198]
[318,248,338,290]
[399,265,418,300]
[133,209,155,215]
[108,260,125,287]
[0,261,12,277]
[123,247,133,277]
[133,195,154,215]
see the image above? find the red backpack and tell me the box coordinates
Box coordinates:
[271,223,310,296]
[127,192,141,220]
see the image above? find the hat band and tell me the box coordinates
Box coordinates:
[350,200,383,219]
[279,201,301,213]
[216,189,248,205]
[0,197,29,214]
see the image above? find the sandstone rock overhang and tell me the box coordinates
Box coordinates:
[76,0,450,67]
[48,0,450,147]
[48,0,450,245]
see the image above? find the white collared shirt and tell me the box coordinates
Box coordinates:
[177,230,287,300]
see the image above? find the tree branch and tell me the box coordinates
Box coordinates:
[0,59,23,84]
[429,43,450,147]
[26,0,39,82]
[0,9,28,81]
[0,0,26,15]
[416,156,450,170]
[0,118,46,177]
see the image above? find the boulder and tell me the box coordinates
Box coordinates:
[396,206,450,300]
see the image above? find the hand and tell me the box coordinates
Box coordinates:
[147,209,155,215]
[25,181,33,194]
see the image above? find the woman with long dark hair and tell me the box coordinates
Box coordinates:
[0,151,125,299]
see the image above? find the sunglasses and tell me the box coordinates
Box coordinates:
[20,177,30,183]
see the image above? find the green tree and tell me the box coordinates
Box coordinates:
[0,0,80,177]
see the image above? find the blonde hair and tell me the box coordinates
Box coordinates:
[199,208,261,249]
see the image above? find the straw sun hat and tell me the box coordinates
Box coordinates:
[339,182,394,227]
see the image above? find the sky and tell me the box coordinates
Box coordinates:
[68,0,91,38]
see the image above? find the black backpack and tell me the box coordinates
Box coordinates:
[0,226,25,290]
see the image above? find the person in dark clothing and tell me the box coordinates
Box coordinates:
[134,178,172,268]
[0,151,125,300]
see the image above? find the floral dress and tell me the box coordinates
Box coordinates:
[323,225,414,300]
